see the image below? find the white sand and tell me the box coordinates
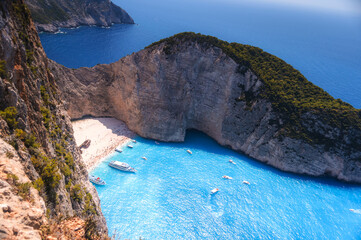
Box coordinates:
[72,117,135,171]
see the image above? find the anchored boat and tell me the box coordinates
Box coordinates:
[89,175,106,185]
[210,188,219,195]
[222,175,233,180]
[109,161,136,173]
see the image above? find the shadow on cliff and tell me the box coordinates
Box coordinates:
[135,129,361,188]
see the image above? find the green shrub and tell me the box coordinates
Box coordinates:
[7,173,19,185]
[42,158,61,188]
[40,85,50,105]
[41,107,51,129]
[64,153,74,169]
[0,60,7,79]
[55,142,65,157]
[18,182,31,200]
[15,129,39,149]
[15,129,26,140]
[83,192,96,215]
[0,107,18,129]
[71,184,84,202]
[33,178,44,192]
[26,49,34,65]
[6,173,32,200]
[31,155,61,188]
[60,162,71,177]
[65,179,72,191]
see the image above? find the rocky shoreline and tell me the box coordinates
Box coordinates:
[25,0,134,33]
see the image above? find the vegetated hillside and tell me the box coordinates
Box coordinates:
[150,32,361,148]
[25,0,134,32]
[52,32,361,183]
[0,0,107,238]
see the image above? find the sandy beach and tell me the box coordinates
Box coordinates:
[72,117,135,171]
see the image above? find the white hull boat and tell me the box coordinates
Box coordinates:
[210,188,219,194]
[89,175,106,185]
[109,161,136,173]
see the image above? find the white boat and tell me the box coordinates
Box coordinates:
[127,145,133,148]
[115,147,122,153]
[187,150,192,154]
[222,175,233,180]
[155,141,160,145]
[132,140,137,143]
[142,157,147,160]
[229,159,236,164]
[243,181,250,185]
[210,188,219,194]
[109,161,136,172]
[89,175,106,185]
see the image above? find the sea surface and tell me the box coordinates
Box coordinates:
[39,0,361,108]
[91,131,361,239]
[39,0,361,238]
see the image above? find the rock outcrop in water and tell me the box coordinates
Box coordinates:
[25,0,134,32]
[0,0,107,238]
[51,33,361,184]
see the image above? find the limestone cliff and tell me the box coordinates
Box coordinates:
[0,0,107,238]
[51,33,361,184]
[25,0,134,33]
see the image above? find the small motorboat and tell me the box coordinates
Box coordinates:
[127,145,133,148]
[132,140,137,143]
[243,181,250,185]
[155,141,160,145]
[109,161,136,173]
[142,157,147,160]
[210,188,219,195]
[222,175,233,180]
[350,209,355,212]
[187,150,192,154]
[89,175,106,185]
[229,159,236,164]
[115,147,122,153]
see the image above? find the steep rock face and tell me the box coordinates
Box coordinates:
[25,0,134,32]
[0,139,47,239]
[0,0,107,238]
[51,36,361,183]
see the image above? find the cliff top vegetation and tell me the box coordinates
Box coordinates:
[149,32,361,143]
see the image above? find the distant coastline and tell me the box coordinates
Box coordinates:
[25,0,134,33]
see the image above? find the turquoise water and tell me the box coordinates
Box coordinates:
[91,131,361,239]
[39,0,361,108]
[38,0,361,237]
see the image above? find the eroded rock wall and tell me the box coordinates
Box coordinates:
[0,0,108,238]
[51,41,361,183]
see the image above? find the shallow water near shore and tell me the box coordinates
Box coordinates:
[91,131,361,239]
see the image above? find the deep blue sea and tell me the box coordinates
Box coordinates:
[40,0,361,108]
[92,131,361,239]
[39,0,361,238]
